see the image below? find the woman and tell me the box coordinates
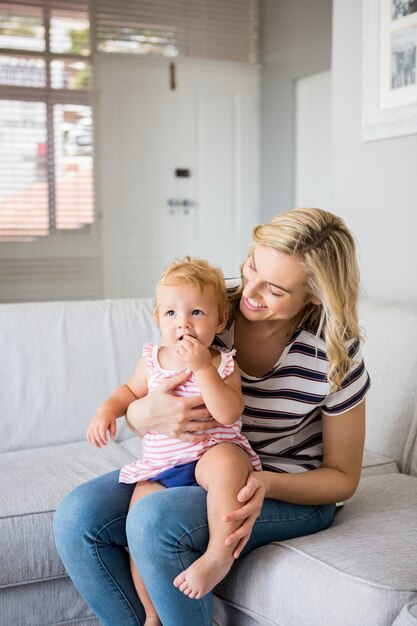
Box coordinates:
[54,208,370,626]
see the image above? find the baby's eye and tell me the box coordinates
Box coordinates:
[192,309,204,316]
[166,310,176,317]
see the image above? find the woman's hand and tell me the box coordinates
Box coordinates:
[224,471,267,558]
[126,369,216,442]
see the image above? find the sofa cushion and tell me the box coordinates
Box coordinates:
[0,578,100,626]
[361,449,399,477]
[0,440,135,588]
[403,411,417,478]
[214,473,417,626]
[393,602,417,626]
[0,298,159,454]
[359,300,417,473]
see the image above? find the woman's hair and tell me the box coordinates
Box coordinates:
[154,256,230,324]
[247,208,362,391]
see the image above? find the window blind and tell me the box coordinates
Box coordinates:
[0,0,101,303]
[0,0,94,241]
[95,0,260,64]
[0,256,102,302]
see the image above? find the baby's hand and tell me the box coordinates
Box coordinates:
[176,336,213,373]
[86,409,117,448]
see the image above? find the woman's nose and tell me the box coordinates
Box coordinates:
[245,278,260,298]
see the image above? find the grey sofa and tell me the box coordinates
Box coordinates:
[1,298,416,626]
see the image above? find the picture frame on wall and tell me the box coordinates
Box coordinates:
[362,0,417,141]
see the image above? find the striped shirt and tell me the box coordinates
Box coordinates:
[119,342,262,484]
[214,323,370,474]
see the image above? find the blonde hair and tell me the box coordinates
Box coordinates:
[248,208,362,391]
[154,256,230,324]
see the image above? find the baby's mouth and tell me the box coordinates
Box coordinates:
[178,333,193,341]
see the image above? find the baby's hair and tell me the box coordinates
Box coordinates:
[154,256,230,323]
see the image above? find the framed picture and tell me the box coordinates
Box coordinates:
[362,0,417,141]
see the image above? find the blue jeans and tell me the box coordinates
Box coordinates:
[53,469,335,626]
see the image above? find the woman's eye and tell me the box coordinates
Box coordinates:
[267,286,282,298]
[192,309,203,316]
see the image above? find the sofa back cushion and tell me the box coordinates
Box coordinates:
[3,297,417,476]
[0,299,159,453]
[359,300,417,475]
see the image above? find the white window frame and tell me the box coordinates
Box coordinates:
[0,0,97,246]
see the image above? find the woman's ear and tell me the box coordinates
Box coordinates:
[310,297,321,306]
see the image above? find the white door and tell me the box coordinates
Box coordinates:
[96,56,260,298]
[295,70,332,212]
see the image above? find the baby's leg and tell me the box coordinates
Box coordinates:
[129,480,165,626]
[173,443,253,599]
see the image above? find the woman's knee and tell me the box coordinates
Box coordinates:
[54,488,89,564]
[126,487,209,562]
[54,470,130,553]
[54,481,101,553]
[126,489,178,550]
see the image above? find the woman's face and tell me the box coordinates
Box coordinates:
[240,245,316,324]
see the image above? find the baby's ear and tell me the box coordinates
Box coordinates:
[216,314,228,333]
[153,301,159,326]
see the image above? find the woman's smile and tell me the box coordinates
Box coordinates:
[242,296,268,311]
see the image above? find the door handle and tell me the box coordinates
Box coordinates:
[182,199,194,214]
[167,198,180,214]
[167,199,195,214]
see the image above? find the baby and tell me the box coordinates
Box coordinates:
[87,257,261,626]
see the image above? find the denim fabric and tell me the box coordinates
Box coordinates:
[53,469,335,626]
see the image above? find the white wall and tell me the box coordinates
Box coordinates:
[260,0,332,221]
[261,0,417,304]
[332,0,417,303]
[295,70,332,212]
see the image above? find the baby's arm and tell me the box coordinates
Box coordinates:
[87,357,149,448]
[176,336,244,425]
[195,364,244,425]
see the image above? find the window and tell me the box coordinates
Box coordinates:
[0,1,93,241]
[0,0,259,302]
[95,0,260,63]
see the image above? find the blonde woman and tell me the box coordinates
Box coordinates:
[54,208,370,626]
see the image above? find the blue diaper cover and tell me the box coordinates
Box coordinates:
[148,460,199,487]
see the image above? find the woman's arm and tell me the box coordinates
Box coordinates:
[263,401,366,504]
[125,369,215,442]
[224,401,366,556]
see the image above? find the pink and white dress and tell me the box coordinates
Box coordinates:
[119,342,262,484]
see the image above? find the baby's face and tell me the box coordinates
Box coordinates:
[156,283,225,350]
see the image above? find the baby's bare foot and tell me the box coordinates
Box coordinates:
[173,551,234,599]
